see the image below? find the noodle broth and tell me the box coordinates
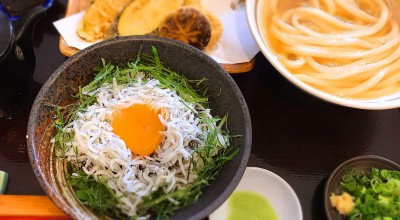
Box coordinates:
[258,0,400,100]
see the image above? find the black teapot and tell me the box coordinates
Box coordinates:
[0,4,46,116]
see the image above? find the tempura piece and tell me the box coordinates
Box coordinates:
[118,0,184,36]
[77,0,132,42]
[184,0,223,51]
[157,7,211,50]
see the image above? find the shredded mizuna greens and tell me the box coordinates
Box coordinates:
[336,167,400,220]
[52,47,238,219]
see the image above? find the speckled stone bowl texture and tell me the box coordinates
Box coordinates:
[27,35,252,220]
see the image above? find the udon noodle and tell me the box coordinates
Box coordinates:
[262,0,400,99]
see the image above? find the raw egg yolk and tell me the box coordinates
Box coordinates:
[112,104,164,156]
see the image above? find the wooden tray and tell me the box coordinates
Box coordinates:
[59,0,255,74]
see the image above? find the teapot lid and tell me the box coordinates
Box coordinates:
[0,11,12,62]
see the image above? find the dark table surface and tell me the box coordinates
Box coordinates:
[2,1,400,220]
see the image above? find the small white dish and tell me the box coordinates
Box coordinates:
[209,167,303,220]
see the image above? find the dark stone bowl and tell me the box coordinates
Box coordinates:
[27,35,252,220]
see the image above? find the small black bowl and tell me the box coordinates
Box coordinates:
[324,155,400,220]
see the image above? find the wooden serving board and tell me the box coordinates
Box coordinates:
[59,0,255,74]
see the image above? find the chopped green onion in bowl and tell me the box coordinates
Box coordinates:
[324,155,400,220]
[332,167,400,219]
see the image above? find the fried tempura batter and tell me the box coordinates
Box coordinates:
[157,7,211,50]
[183,0,223,51]
[77,0,132,42]
[118,0,183,36]
[76,0,223,51]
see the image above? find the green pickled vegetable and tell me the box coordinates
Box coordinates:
[0,171,8,194]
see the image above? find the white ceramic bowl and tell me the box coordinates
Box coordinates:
[209,167,303,220]
[246,0,400,110]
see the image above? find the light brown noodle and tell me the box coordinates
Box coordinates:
[265,0,400,99]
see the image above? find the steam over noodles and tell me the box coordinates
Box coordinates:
[262,0,400,99]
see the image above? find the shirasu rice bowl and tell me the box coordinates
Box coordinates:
[51,53,235,219]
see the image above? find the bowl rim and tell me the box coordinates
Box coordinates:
[323,155,400,220]
[246,0,400,110]
[27,35,252,220]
